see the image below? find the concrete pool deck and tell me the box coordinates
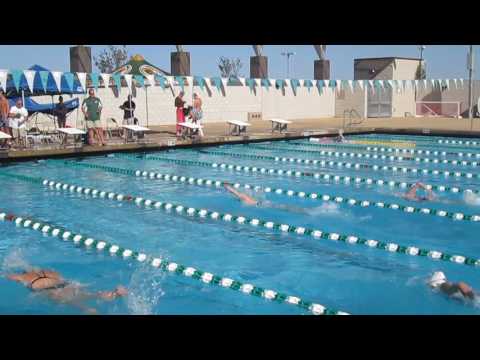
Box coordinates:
[1,116,480,162]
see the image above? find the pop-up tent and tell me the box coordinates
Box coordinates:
[8,96,79,116]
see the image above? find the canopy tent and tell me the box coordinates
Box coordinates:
[4,64,85,98]
[8,96,79,116]
[112,54,170,77]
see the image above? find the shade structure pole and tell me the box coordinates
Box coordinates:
[145,86,149,127]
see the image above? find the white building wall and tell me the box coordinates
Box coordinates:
[29,83,336,130]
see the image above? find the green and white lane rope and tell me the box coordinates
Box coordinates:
[351,135,480,148]
[246,144,480,168]
[10,164,478,224]
[0,209,343,315]
[196,149,480,180]
[27,176,480,270]
[290,139,480,159]
[107,153,479,195]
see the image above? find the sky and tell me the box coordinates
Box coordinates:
[0,45,477,80]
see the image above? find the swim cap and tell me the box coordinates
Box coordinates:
[429,271,447,288]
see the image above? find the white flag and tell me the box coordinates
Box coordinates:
[221,77,228,90]
[459,78,464,88]
[51,71,63,92]
[348,80,354,92]
[445,79,450,89]
[358,80,364,90]
[0,69,7,91]
[368,80,374,90]
[453,78,458,88]
[387,80,394,89]
[23,70,36,93]
[430,79,436,88]
[423,79,427,89]
[238,77,246,86]
[379,80,385,89]
[254,78,261,87]
[414,80,419,90]
[336,80,341,91]
[124,74,133,92]
[77,72,87,92]
[145,75,155,87]
[101,73,111,89]
[299,79,304,87]
[270,78,275,87]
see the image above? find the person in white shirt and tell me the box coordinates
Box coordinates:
[8,98,29,146]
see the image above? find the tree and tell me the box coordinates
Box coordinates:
[218,57,243,78]
[94,45,129,73]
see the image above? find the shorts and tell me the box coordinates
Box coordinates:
[86,120,101,129]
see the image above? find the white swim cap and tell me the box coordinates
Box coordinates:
[429,271,447,288]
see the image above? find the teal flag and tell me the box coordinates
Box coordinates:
[175,76,185,91]
[374,80,381,89]
[246,78,255,91]
[275,79,285,89]
[64,72,74,92]
[156,75,166,89]
[112,74,122,90]
[211,77,222,91]
[194,76,205,91]
[261,78,270,89]
[10,69,23,91]
[134,75,145,88]
[304,79,313,91]
[39,71,50,92]
[290,79,299,93]
[90,72,100,90]
[316,80,324,94]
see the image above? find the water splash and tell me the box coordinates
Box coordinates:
[463,191,480,206]
[125,265,166,315]
[307,202,340,216]
[1,248,34,274]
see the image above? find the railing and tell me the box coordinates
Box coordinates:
[342,109,365,128]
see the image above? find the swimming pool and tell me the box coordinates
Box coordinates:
[1,134,480,315]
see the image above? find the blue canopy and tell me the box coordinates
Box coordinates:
[5,65,85,97]
[8,96,79,116]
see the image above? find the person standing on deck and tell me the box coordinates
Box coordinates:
[175,91,186,137]
[8,98,29,147]
[82,89,106,146]
[191,93,204,137]
[0,90,11,148]
[55,96,68,129]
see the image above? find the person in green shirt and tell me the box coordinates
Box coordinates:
[82,89,106,146]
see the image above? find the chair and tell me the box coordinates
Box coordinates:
[106,118,122,139]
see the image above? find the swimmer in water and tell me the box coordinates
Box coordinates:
[6,268,128,314]
[429,271,476,302]
[403,182,436,202]
[223,183,308,214]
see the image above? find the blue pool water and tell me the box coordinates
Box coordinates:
[1,135,480,315]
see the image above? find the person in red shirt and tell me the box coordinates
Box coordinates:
[175,91,186,137]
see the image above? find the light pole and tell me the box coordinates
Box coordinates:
[468,45,475,128]
[281,51,296,78]
[415,46,426,105]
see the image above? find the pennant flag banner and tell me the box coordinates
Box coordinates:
[194,76,205,90]
[11,69,23,91]
[63,72,75,92]
[90,73,100,90]
[328,80,336,89]
[134,75,145,88]
[348,80,354,92]
[358,80,364,91]
[124,74,133,92]
[101,73,111,89]
[51,71,62,92]
[237,77,246,86]
[276,79,285,89]
[23,70,36,93]
[246,78,255,91]
[0,70,7,91]
[453,78,458,89]
[175,76,185,91]
[112,74,122,91]
[145,75,155,87]
[39,71,49,92]
[155,75,166,89]
[221,77,228,91]
[304,79,313,91]
[77,72,87,92]
[290,79,299,93]
[261,78,270,89]
[210,77,221,91]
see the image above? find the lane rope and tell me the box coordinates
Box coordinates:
[12,170,480,270]
[350,135,480,148]
[246,144,480,168]
[9,164,478,224]
[289,139,480,159]
[108,153,479,195]
[196,149,480,180]
[0,208,343,315]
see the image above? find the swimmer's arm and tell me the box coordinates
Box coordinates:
[225,184,257,204]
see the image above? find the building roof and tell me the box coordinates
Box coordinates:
[354,57,422,62]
